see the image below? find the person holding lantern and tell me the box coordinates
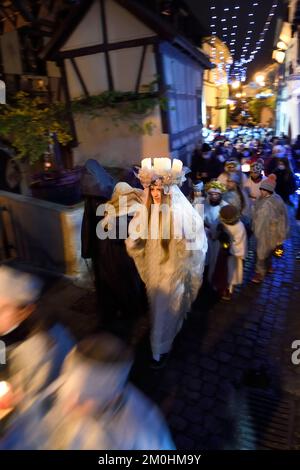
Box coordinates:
[125,157,207,368]
[0,265,74,428]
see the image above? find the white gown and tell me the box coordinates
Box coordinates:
[223,221,247,291]
[126,186,207,360]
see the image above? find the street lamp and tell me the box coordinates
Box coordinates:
[231,80,241,90]
[272,49,285,64]
[277,40,288,51]
[255,74,265,87]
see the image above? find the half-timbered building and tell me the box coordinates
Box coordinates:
[41,0,212,168]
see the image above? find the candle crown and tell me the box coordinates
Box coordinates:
[137,157,188,191]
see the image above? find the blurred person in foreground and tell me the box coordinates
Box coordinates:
[0,265,74,422]
[1,334,175,450]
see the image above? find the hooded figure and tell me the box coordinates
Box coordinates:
[1,334,175,450]
[96,183,149,341]
[252,174,288,283]
[0,266,74,424]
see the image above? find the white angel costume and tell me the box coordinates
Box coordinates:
[223,221,247,291]
[126,184,207,361]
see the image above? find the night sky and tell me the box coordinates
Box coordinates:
[185,0,287,81]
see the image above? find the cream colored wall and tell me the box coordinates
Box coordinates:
[72,105,169,168]
[60,0,164,167]
[61,1,103,51]
[65,53,108,96]
[61,0,155,53]
[106,0,155,42]
[203,79,229,131]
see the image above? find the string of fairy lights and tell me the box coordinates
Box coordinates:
[208,0,279,84]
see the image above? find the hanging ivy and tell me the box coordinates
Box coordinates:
[71,88,163,134]
[0,82,164,165]
[0,92,72,164]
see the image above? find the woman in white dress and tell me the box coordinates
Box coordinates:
[126,161,207,367]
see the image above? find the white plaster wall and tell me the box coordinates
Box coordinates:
[61,0,155,53]
[65,54,108,97]
[106,0,155,42]
[61,1,103,51]
[72,105,169,168]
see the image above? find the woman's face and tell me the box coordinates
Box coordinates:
[150,185,162,205]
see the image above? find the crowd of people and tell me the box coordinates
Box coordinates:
[0,125,298,449]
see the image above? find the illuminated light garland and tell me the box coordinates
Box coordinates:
[208,0,279,83]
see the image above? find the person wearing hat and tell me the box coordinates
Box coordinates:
[212,205,247,301]
[190,181,205,214]
[243,158,266,205]
[252,175,288,283]
[0,265,74,423]
[126,161,207,368]
[0,333,175,450]
[217,158,247,187]
[204,181,228,282]
[223,172,251,223]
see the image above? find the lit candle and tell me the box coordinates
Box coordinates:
[141,158,152,170]
[154,158,162,170]
[0,381,13,414]
[172,159,183,173]
[163,158,172,171]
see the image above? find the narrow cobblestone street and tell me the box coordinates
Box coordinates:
[38,205,300,450]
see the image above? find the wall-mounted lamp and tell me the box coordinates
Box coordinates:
[272,49,285,64]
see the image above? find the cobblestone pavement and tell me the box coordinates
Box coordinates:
[38,205,300,450]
